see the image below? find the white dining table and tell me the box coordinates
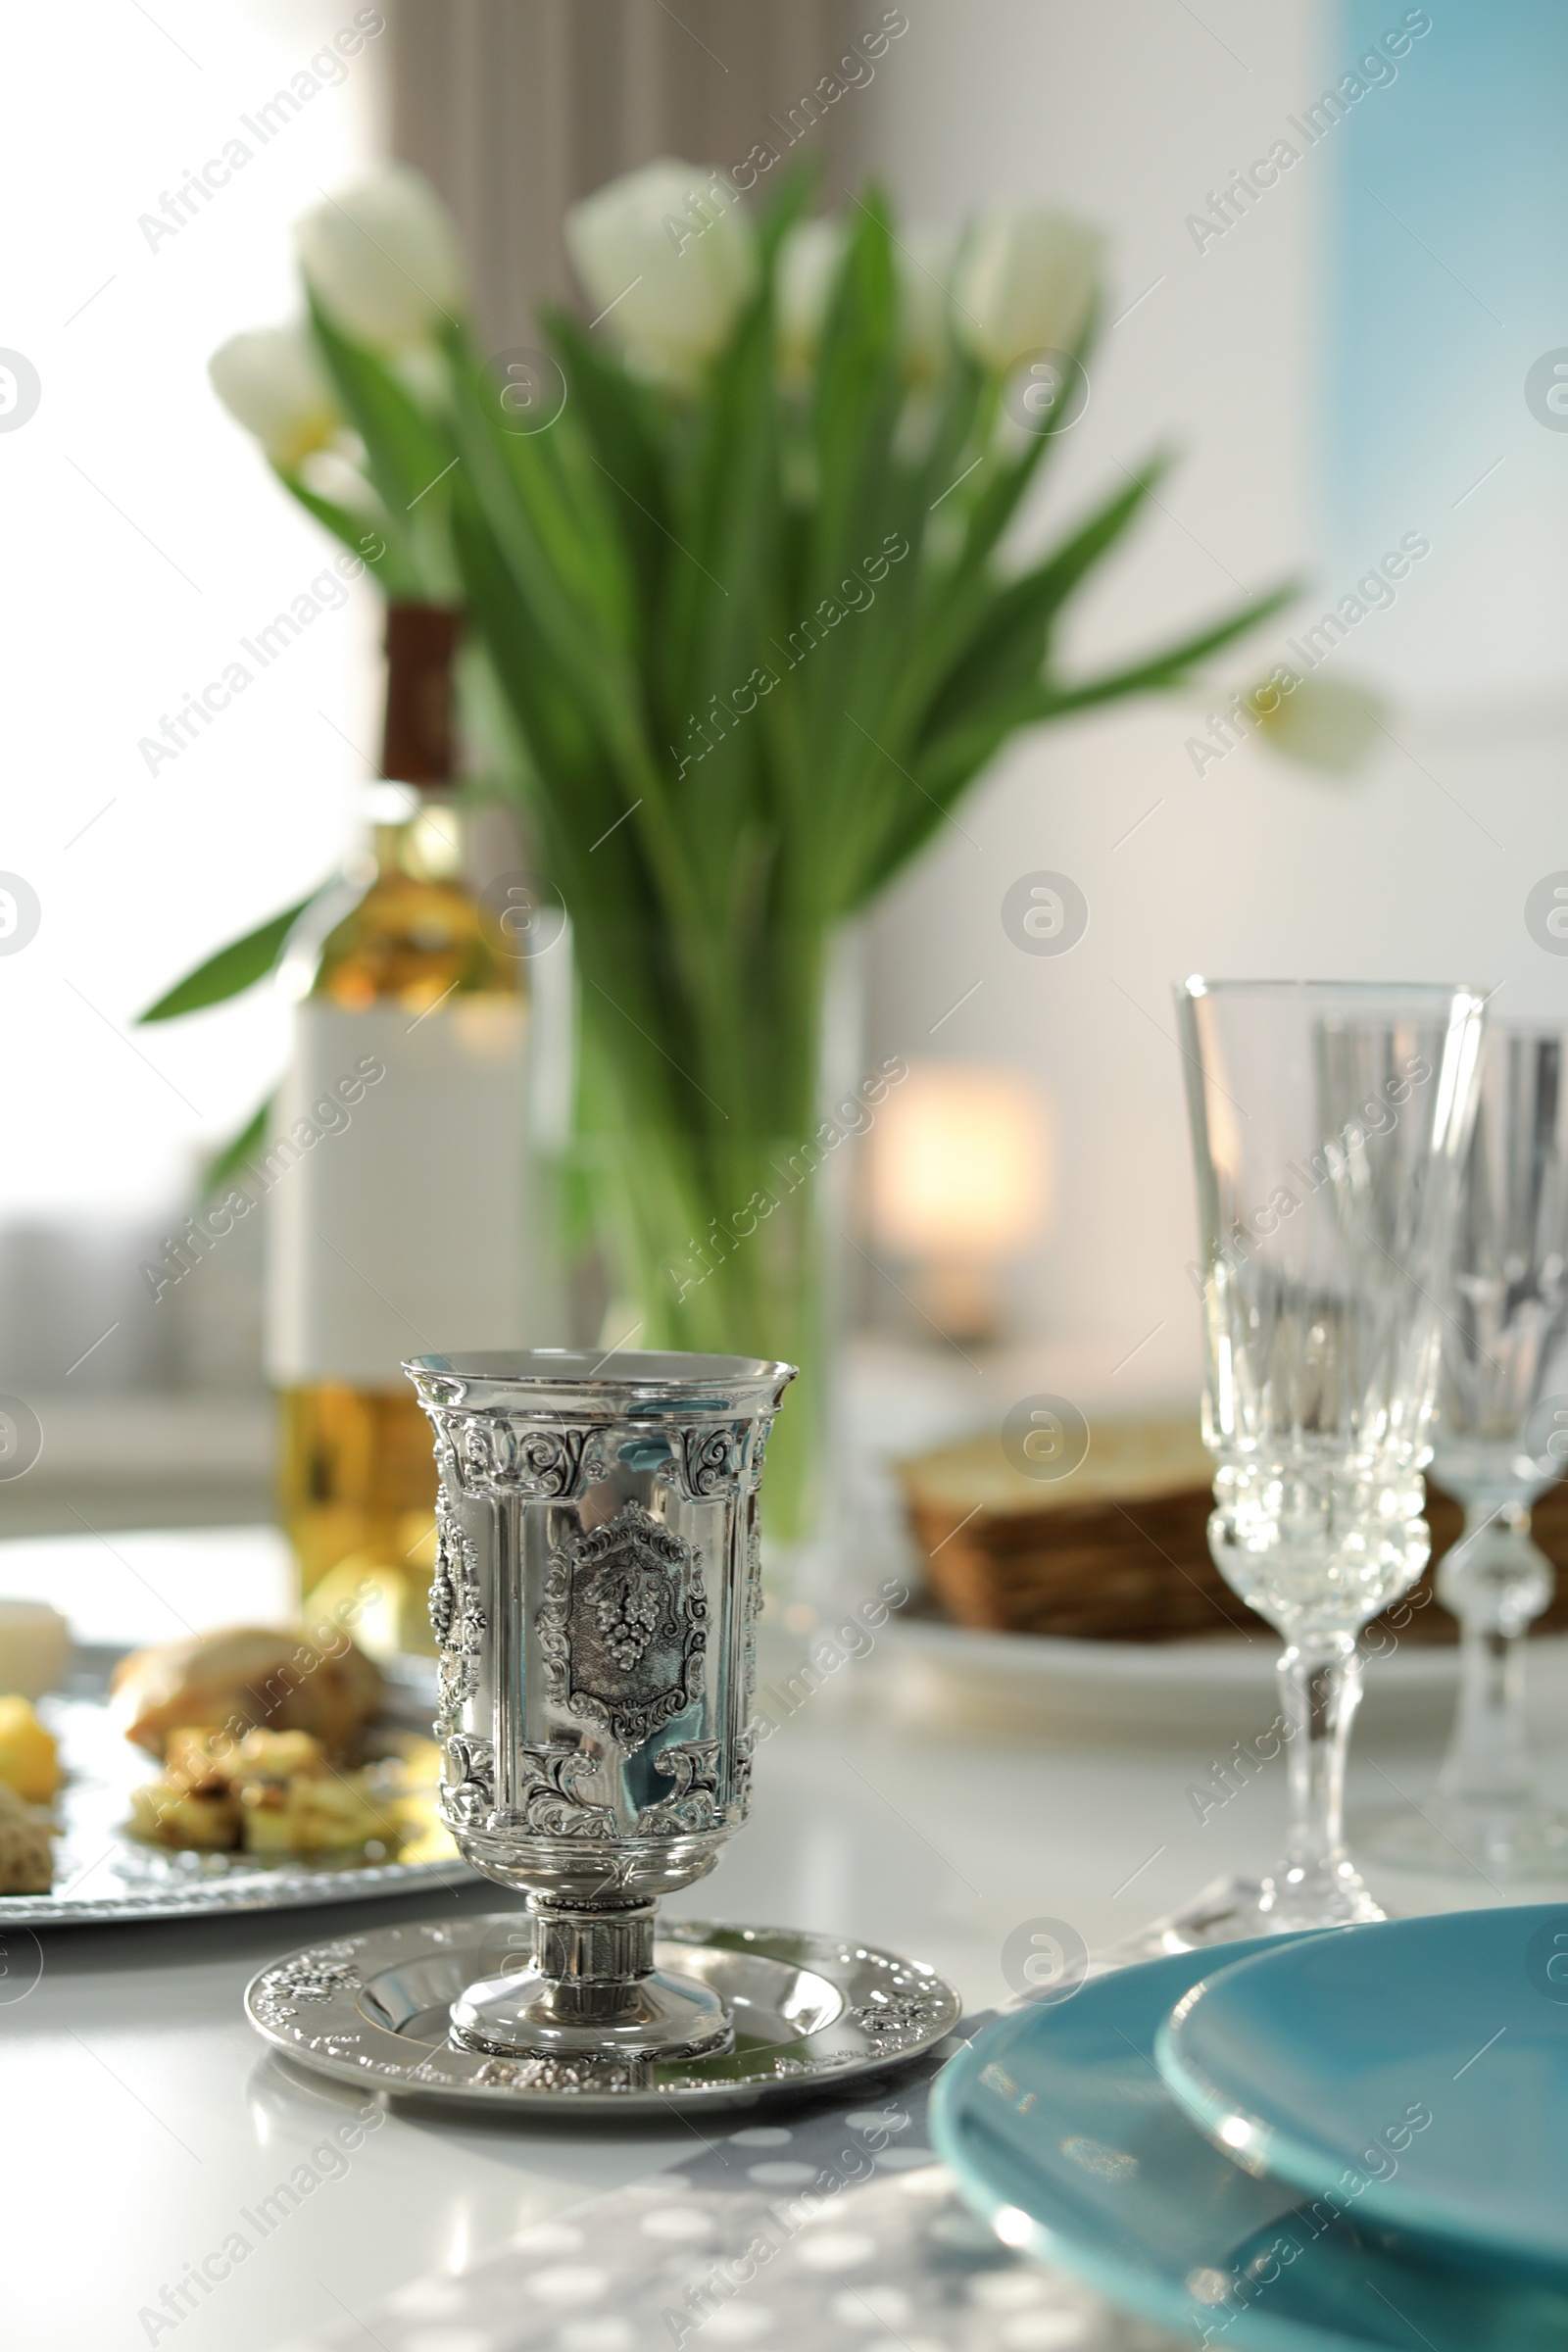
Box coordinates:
[0,1520,1548,2352]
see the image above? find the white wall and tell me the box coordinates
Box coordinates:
[850,0,1568,1393]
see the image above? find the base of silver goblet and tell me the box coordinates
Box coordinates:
[449,1968,734,2061]
[446,1900,735,2062]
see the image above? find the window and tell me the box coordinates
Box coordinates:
[1,1,384,1224]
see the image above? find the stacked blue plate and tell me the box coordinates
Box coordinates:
[931,1907,1568,2348]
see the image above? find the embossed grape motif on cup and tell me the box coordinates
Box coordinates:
[598,1575,662,1669]
[538,1500,706,1750]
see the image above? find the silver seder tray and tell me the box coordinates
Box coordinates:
[246,1914,963,2113]
[1,1647,470,1927]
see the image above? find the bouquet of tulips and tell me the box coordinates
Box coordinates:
[180,158,1309,1535]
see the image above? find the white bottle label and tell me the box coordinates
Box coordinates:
[265,997,529,1386]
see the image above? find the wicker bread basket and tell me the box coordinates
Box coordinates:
[898,1416,1568,1644]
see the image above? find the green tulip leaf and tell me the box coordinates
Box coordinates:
[201,1097,272,1200]
[137,895,316,1023]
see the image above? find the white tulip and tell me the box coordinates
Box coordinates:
[777,219,954,387]
[208,324,340,469]
[1251,673,1384,772]
[565,160,757,379]
[777,218,845,383]
[295,167,465,349]
[954,208,1102,373]
[898,230,957,383]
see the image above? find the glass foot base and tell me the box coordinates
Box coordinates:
[1363,1797,1568,1884]
[449,1962,735,2062]
[1099,1868,1387,1966]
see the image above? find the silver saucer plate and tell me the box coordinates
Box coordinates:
[244,1914,963,2111]
[0,1651,470,1928]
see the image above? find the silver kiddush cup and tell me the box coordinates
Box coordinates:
[404,1348,796,2063]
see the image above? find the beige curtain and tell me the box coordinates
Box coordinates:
[389,0,858,348]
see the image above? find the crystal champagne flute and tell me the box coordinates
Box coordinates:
[1157,979,1487,1945]
[1370,1024,1568,1879]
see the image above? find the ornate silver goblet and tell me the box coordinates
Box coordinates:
[404,1348,795,2062]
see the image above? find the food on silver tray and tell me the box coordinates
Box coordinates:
[0,1694,62,1802]
[128,1724,443,1859]
[110,1623,383,1758]
[0,1782,54,1893]
[129,1725,396,1855]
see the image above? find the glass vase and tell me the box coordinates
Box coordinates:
[571,930,871,1568]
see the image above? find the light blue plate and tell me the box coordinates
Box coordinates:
[1155,1905,1568,2279]
[930,1937,1568,2350]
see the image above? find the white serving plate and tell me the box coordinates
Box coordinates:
[873,1612,1568,1742]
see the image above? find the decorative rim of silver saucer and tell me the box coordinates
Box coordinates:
[0,1853,474,1930]
[244,1914,963,2112]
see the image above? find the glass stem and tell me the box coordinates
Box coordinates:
[1437,1501,1544,1807]
[1278,1636,1362,1881]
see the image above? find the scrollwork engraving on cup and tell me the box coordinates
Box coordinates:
[742,1515,763,1701]
[442,1734,497,1827]
[538,1500,706,1750]
[657,1426,743,1500]
[446,1418,596,1500]
[639,1740,721,1838]
[429,1500,485,1732]
[514,1741,614,1840]
[731,1722,758,1822]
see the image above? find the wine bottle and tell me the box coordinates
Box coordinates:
[267,604,530,1658]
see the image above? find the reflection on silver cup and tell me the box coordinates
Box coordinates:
[404,1348,796,2065]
